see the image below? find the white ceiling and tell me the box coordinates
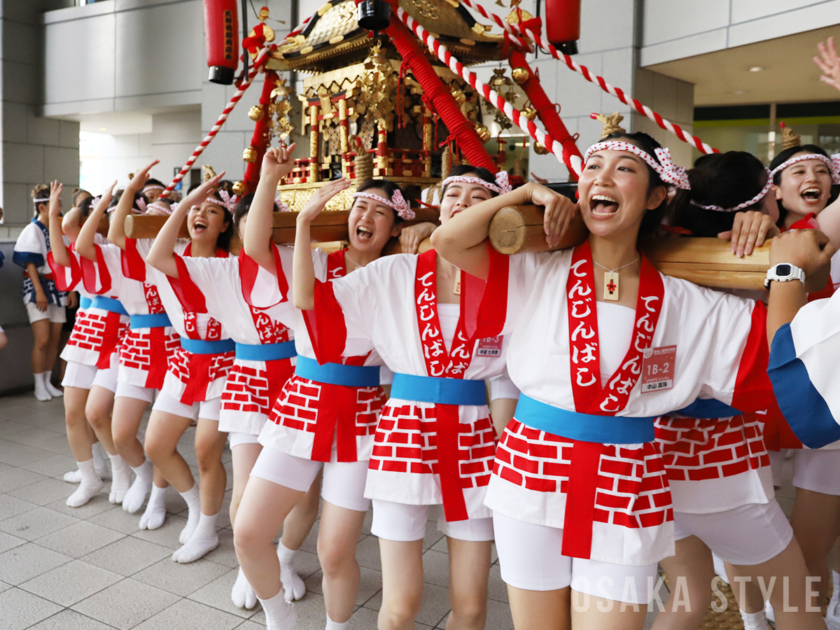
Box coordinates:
[646,25,840,106]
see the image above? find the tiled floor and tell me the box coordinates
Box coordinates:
[0,393,677,629]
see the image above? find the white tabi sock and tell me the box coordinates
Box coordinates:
[740,609,770,630]
[92,442,109,478]
[139,484,167,530]
[178,483,201,543]
[258,590,297,630]
[108,453,132,504]
[326,615,350,630]
[66,459,103,507]
[33,373,51,402]
[172,511,219,563]
[44,370,62,397]
[231,567,258,609]
[276,540,305,602]
[122,460,153,513]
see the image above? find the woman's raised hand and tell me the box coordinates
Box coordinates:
[179,172,225,211]
[814,36,840,92]
[261,144,297,181]
[127,160,160,193]
[49,181,63,219]
[297,178,352,224]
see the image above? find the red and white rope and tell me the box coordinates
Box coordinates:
[458,0,718,155]
[396,7,583,175]
[162,46,274,197]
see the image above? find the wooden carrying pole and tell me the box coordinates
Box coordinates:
[124,208,440,243]
[488,205,771,290]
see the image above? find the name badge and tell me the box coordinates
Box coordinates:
[476,335,503,358]
[640,345,676,393]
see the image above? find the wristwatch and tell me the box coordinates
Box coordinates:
[764,263,806,290]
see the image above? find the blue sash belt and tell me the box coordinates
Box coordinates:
[91,295,128,316]
[79,296,93,310]
[295,355,379,387]
[675,398,741,419]
[180,338,235,355]
[515,394,655,444]
[236,341,297,362]
[130,313,172,329]
[391,373,486,406]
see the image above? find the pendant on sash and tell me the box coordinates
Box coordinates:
[453,269,461,296]
[604,271,619,301]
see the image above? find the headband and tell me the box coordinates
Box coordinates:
[583,141,691,190]
[146,200,174,216]
[33,198,50,204]
[689,167,774,213]
[274,196,290,212]
[352,189,415,221]
[142,184,165,192]
[770,153,840,185]
[441,171,513,195]
[105,196,145,215]
[205,190,238,214]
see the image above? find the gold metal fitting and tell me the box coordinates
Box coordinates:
[475,123,491,143]
[511,67,530,84]
[232,180,248,196]
[249,105,265,121]
[243,146,258,163]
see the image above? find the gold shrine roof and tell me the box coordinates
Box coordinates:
[267,0,506,72]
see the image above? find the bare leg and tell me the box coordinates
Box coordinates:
[144,409,195,492]
[30,319,49,374]
[112,396,151,468]
[234,476,306,599]
[64,387,93,462]
[281,470,321,550]
[46,321,63,373]
[378,539,425,630]
[730,537,827,630]
[85,385,117,454]
[791,489,840,609]
[318,501,366,624]
[194,418,227,516]
[651,536,715,630]
[444,538,492,630]
[570,591,647,630]
[506,586,571,630]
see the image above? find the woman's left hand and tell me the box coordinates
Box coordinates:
[399,222,435,254]
[719,210,781,257]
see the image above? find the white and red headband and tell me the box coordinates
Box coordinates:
[105,195,145,215]
[770,153,840,184]
[146,200,175,216]
[689,167,774,213]
[352,189,415,220]
[205,190,238,214]
[142,184,165,193]
[583,141,691,191]
[441,171,513,195]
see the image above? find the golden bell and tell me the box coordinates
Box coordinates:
[532,142,549,155]
[243,146,258,163]
[475,123,491,143]
[450,87,467,105]
[511,68,530,85]
[232,181,248,196]
[522,106,537,120]
[249,105,265,121]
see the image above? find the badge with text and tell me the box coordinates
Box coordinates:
[640,345,676,393]
[476,335,503,357]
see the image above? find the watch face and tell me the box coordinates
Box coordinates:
[777,264,791,277]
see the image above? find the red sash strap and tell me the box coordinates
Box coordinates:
[96,311,122,369]
[81,244,112,296]
[122,240,147,282]
[414,250,478,521]
[144,326,168,389]
[180,352,213,404]
[309,250,359,462]
[561,243,665,558]
[240,244,290,307]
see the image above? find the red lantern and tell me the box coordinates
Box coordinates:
[204,0,240,85]
[544,0,581,55]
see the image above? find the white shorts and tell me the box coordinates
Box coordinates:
[673,501,792,566]
[152,390,221,421]
[26,302,66,324]
[793,449,840,495]
[250,446,370,512]
[62,361,97,390]
[371,499,494,543]
[91,367,118,393]
[115,381,156,404]
[489,373,520,402]
[493,512,658,604]
[229,432,260,449]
